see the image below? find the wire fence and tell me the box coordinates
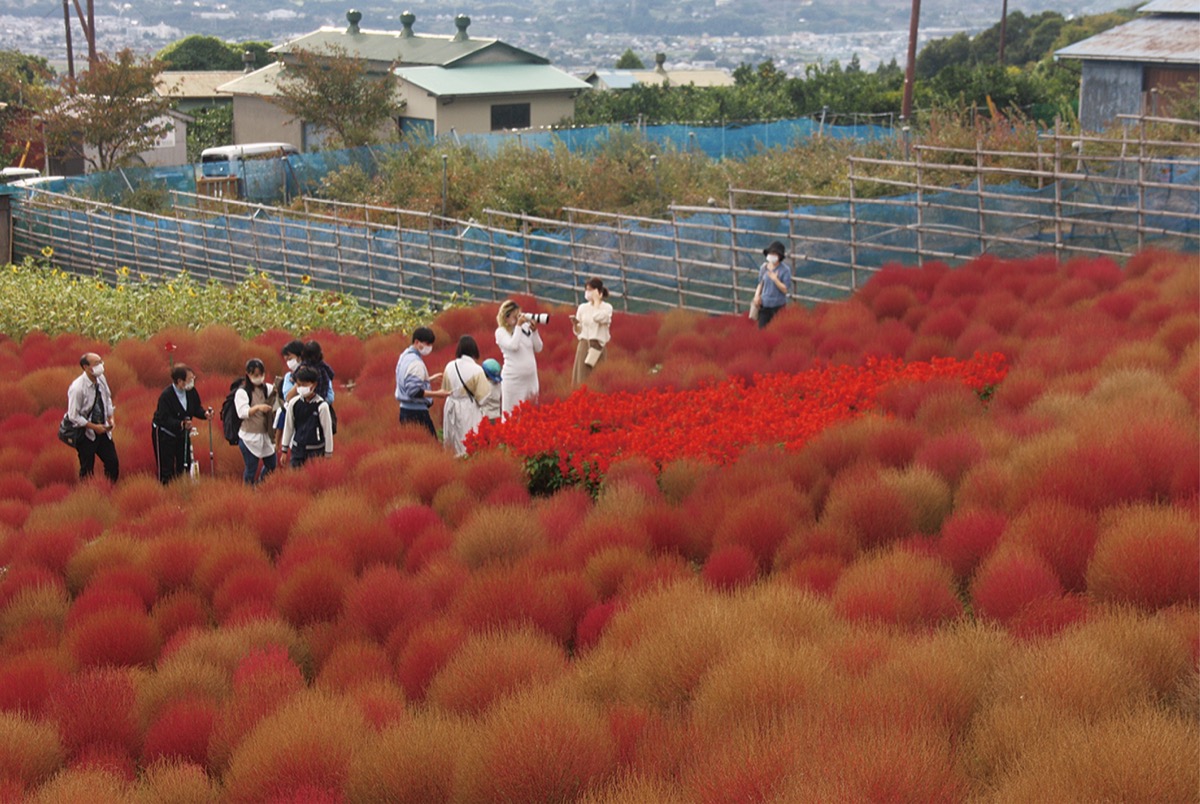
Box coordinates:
[11,116,1198,315]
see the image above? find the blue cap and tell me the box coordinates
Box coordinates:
[482,358,501,381]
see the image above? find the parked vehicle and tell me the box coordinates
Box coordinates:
[198,143,299,202]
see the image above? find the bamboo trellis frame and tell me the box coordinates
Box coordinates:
[10,117,1198,315]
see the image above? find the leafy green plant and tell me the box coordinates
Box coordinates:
[0,254,460,341]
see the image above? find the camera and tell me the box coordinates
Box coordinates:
[520,312,550,325]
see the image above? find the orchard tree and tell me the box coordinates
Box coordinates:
[274,46,401,148]
[0,50,52,164]
[28,48,173,172]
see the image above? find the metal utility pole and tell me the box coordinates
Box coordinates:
[901,0,921,122]
[998,0,1009,65]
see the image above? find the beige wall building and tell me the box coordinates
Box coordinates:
[218,11,588,148]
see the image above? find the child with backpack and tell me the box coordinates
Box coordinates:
[227,358,275,485]
[281,366,333,468]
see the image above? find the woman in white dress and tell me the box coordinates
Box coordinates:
[495,299,543,417]
[441,336,492,457]
[570,277,614,387]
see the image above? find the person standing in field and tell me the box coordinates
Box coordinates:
[395,327,449,439]
[151,364,208,484]
[570,277,614,387]
[235,358,276,485]
[66,352,120,481]
[281,366,333,468]
[495,300,543,416]
[440,335,493,458]
[755,240,792,329]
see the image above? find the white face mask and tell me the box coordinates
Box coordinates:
[91,363,105,377]
[249,376,264,386]
[184,380,195,391]
[286,357,299,372]
[767,254,780,266]
[296,385,313,399]
[418,344,433,356]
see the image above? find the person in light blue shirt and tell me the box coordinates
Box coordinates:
[395,327,449,438]
[756,240,792,329]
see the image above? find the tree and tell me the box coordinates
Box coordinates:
[0,50,52,164]
[186,105,232,162]
[274,46,401,148]
[157,35,275,72]
[615,49,645,69]
[27,49,173,172]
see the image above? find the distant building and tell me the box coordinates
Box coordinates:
[1055,0,1200,131]
[84,109,193,170]
[583,53,736,91]
[217,10,589,148]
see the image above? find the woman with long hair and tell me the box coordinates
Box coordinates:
[494,299,543,416]
[570,277,613,387]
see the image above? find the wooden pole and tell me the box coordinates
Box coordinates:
[901,0,921,122]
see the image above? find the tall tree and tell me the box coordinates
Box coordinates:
[28,48,173,172]
[615,49,645,69]
[273,46,401,148]
[157,35,274,72]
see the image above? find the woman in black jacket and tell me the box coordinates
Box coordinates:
[151,364,209,484]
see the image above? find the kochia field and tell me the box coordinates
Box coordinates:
[0,250,1196,801]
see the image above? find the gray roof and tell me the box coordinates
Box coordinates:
[1055,14,1200,64]
[216,62,286,97]
[270,26,547,68]
[394,64,589,97]
[1138,0,1200,13]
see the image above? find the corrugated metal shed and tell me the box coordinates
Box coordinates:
[1055,14,1200,64]
[394,64,589,97]
[1138,0,1200,14]
[269,27,547,68]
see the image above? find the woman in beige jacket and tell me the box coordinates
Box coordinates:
[570,278,614,387]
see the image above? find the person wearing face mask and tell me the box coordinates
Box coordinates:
[234,358,276,485]
[273,340,304,461]
[66,352,120,482]
[395,327,449,439]
[151,364,209,485]
[570,278,614,387]
[754,240,792,329]
[281,366,334,467]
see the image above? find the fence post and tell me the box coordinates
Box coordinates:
[1053,118,1064,255]
[426,213,438,301]
[615,215,630,313]
[395,211,407,301]
[671,207,684,308]
[976,138,987,255]
[520,215,533,297]
[485,211,499,301]
[727,201,740,312]
[1137,114,1146,253]
[914,147,925,266]
[0,194,11,267]
[848,159,860,289]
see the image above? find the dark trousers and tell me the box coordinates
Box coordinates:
[77,433,120,481]
[758,304,784,329]
[399,407,437,439]
[239,440,277,485]
[289,449,326,469]
[153,425,187,485]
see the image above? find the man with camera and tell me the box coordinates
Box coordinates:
[495,300,545,417]
[395,327,450,438]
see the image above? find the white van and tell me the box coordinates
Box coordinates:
[199,142,298,178]
[1,167,41,184]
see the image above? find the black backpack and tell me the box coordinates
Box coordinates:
[219,378,247,446]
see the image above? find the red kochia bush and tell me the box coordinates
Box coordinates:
[832,549,963,629]
[141,697,217,768]
[938,509,1007,580]
[47,668,140,758]
[1086,506,1199,610]
[343,566,433,645]
[393,620,467,701]
[970,548,1064,624]
[1004,501,1098,592]
[702,546,759,591]
[275,562,354,627]
[66,608,159,668]
[0,653,69,717]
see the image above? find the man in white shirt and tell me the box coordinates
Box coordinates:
[65,352,120,481]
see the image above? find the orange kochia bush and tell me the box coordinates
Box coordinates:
[0,250,1196,799]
